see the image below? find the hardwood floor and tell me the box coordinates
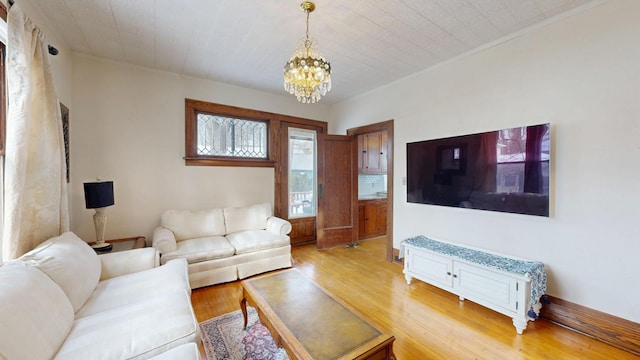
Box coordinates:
[192,237,638,359]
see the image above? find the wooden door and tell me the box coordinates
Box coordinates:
[277,121,325,246]
[317,134,357,249]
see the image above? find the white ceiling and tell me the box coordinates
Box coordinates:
[33,0,595,104]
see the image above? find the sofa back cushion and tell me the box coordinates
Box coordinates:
[224,203,272,234]
[20,232,101,313]
[162,208,226,240]
[0,260,74,360]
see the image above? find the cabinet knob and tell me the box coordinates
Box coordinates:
[453,274,458,278]
[447,272,451,276]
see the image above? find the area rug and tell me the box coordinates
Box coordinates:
[199,307,289,360]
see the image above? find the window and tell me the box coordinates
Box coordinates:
[184,99,276,167]
[196,113,267,158]
[288,128,316,218]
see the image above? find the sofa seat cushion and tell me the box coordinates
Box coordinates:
[54,291,198,360]
[162,208,226,241]
[19,231,101,313]
[0,261,74,360]
[75,259,191,318]
[226,230,290,255]
[160,236,235,265]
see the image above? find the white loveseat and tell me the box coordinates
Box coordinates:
[0,232,199,360]
[152,202,292,289]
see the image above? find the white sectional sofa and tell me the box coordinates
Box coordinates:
[152,202,292,289]
[0,232,199,360]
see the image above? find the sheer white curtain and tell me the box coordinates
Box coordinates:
[0,11,7,263]
[2,4,69,260]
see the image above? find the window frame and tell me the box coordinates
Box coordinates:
[185,99,277,167]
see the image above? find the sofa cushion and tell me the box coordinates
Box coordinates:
[0,260,74,360]
[20,231,101,313]
[75,259,191,318]
[226,230,290,255]
[224,203,272,234]
[98,247,159,281]
[160,236,235,265]
[162,208,226,241]
[54,291,198,360]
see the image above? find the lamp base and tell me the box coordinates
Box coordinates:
[91,242,113,252]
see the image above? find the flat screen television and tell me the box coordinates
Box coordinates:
[406,124,550,217]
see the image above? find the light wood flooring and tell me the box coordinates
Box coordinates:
[191,237,638,359]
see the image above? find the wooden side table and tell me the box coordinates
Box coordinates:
[92,236,146,253]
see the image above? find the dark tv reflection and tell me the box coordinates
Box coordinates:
[406,124,550,217]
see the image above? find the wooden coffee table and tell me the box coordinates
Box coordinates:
[240,269,395,360]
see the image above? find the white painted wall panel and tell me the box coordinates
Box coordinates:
[330,0,640,322]
[68,56,329,245]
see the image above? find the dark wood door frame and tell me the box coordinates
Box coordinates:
[276,120,327,246]
[347,120,394,262]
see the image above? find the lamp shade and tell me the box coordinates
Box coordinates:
[84,181,114,209]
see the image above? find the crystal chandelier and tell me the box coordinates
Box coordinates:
[283,1,332,104]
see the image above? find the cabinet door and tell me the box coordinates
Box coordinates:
[357,135,365,172]
[363,132,386,174]
[406,249,453,290]
[358,131,388,174]
[454,262,519,313]
[364,133,380,173]
[377,131,387,174]
[358,202,365,238]
[363,200,379,236]
[377,199,387,235]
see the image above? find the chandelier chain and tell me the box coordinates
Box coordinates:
[305,11,311,51]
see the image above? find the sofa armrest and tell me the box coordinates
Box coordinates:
[98,247,159,281]
[266,216,292,235]
[153,226,178,254]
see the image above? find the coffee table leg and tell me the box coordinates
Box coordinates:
[240,295,248,329]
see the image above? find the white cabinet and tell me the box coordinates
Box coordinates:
[403,238,544,334]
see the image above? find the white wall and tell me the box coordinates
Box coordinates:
[330,0,640,322]
[69,55,330,242]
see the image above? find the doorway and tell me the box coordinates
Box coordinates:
[277,120,326,246]
[347,120,394,262]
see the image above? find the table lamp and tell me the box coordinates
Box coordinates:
[84,180,115,250]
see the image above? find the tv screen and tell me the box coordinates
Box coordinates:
[406,124,550,217]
